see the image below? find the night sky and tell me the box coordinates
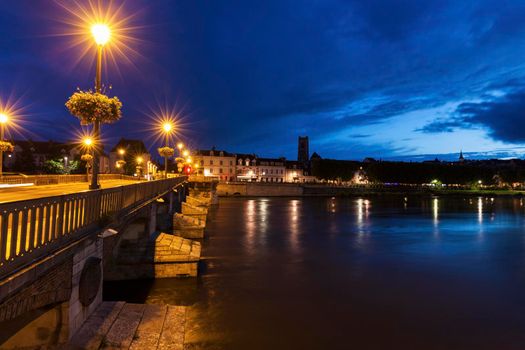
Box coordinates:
[1,0,525,161]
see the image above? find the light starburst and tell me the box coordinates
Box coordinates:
[53,0,145,79]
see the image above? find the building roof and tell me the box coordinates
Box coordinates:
[257,157,286,165]
[235,153,258,161]
[193,149,236,157]
[13,140,76,154]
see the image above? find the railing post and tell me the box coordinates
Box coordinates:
[56,195,65,236]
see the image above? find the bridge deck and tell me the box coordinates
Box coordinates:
[70,301,187,349]
[0,179,140,204]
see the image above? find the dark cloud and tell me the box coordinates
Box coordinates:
[455,91,525,143]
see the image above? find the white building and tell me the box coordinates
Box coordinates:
[257,157,286,182]
[193,149,236,182]
[236,155,286,182]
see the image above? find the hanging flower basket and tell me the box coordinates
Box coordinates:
[116,160,126,167]
[158,146,175,158]
[81,154,93,163]
[0,141,14,152]
[65,90,122,125]
[175,157,185,164]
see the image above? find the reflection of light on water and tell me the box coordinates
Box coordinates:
[244,199,256,251]
[432,197,439,237]
[356,198,370,239]
[259,199,269,236]
[289,199,300,251]
[330,197,336,213]
[432,198,439,223]
[478,197,483,224]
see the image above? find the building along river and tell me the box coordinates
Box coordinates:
[105,196,525,349]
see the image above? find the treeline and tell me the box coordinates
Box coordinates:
[311,159,525,185]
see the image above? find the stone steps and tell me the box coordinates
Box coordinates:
[69,302,187,350]
[172,213,206,239]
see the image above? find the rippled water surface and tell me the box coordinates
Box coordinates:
[105,196,525,349]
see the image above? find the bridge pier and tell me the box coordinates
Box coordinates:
[0,234,104,348]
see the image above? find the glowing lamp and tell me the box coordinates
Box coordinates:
[163,122,173,133]
[118,148,125,155]
[0,113,8,124]
[83,137,93,146]
[91,24,111,46]
[177,142,183,150]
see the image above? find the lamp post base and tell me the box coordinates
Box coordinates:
[89,183,101,190]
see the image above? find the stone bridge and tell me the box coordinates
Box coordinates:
[0,177,209,348]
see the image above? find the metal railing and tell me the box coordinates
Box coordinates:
[0,177,186,279]
[0,174,139,185]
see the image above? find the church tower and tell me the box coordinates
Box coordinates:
[459,150,465,163]
[298,136,309,163]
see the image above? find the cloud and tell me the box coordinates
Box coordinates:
[454,90,525,143]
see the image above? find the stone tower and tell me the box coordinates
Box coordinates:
[298,136,309,163]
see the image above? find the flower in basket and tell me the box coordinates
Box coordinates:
[158,146,175,158]
[0,141,14,152]
[65,90,122,125]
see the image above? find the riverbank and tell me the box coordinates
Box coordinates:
[217,182,525,197]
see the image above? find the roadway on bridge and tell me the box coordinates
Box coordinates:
[0,179,140,204]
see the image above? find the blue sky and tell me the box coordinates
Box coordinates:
[1,0,525,161]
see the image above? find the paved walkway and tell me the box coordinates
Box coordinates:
[69,302,187,350]
[0,180,139,204]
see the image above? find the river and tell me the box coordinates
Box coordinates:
[105,196,525,349]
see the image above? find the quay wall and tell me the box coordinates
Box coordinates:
[217,182,304,196]
[217,182,446,197]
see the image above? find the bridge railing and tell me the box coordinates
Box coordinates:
[0,173,139,185]
[0,177,187,279]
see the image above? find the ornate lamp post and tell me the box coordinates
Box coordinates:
[136,156,143,178]
[159,122,174,179]
[82,137,94,182]
[0,113,9,178]
[89,23,110,190]
[116,148,126,173]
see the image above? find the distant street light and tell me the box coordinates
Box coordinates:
[162,122,174,179]
[89,23,111,190]
[177,142,183,156]
[0,113,8,178]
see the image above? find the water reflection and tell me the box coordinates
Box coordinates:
[356,198,371,240]
[432,197,439,237]
[106,196,525,350]
[477,197,483,224]
[289,199,301,252]
[244,199,256,252]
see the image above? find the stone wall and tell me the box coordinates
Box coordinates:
[217,182,304,196]
[68,236,104,338]
[0,259,72,324]
[0,235,103,348]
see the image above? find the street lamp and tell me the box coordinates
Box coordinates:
[83,137,94,181]
[162,122,174,179]
[136,156,143,178]
[0,113,8,178]
[177,142,183,156]
[89,23,111,190]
